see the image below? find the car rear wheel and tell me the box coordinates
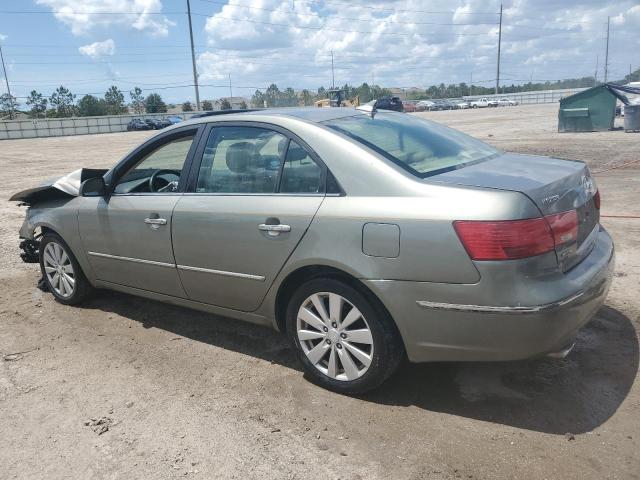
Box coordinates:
[286,278,404,394]
[40,232,94,305]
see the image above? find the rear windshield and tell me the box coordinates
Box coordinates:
[323,113,499,177]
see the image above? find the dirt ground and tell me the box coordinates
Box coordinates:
[1,103,639,479]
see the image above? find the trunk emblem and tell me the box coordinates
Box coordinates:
[542,194,560,206]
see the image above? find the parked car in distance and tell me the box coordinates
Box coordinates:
[496,98,518,107]
[373,96,404,112]
[402,101,417,113]
[145,118,172,130]
[12,108,613,394]
[415,100,437,111]
[126,118,152,131]
[454,100,470,109]
[436,99,457,110]
[470,98,491,108]
[167,115,183,124]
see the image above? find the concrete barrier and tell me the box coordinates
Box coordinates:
[0,112,202,140]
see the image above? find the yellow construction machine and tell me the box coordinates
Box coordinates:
[314,88,360,108]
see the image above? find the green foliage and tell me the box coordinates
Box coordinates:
[181,101,193,112]
[239,100,248,109]
[26,90,47,118]
[78,95,107,117]
[0,93,19,119]
[129,87,145,114]
[49,86,76,117]
[104,86,126,114]
[220,98,232,110]
[251,82,394,108]
[201,99,213,110]
[144,93,167,113]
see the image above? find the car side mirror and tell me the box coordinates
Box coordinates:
[80,176,106,197]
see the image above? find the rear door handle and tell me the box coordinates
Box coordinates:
[145,218,167,225]
[258,223,291,236]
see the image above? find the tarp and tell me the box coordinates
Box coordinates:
[603,83,640,105]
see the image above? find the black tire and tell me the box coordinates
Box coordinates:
[285,278,404,394]
[39,232,94,305]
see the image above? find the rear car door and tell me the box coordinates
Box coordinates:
[172,123,328,311]
[78,127,201,297]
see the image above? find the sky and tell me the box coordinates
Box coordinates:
[0,0,639,104]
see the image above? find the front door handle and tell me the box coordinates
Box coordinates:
[258,223,291,236]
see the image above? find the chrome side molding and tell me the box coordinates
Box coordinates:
[177,264,265,282]
[88,251,175,268]
[87,251,265,281]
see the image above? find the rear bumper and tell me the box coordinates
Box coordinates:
[364,227,615,362]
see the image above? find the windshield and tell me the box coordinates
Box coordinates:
[323,113,499,177]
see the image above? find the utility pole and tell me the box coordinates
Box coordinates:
[331,51,335,89]
[594,56,599,86]
[228,73,232,98]
[186,0,200,110]
[604,16,610,83]
[0,40,13,119]
[470,72,473,97]
[495,3,502,95]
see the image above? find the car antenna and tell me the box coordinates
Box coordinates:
[356,100,377,119]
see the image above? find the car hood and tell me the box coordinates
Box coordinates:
[9,168,107,204]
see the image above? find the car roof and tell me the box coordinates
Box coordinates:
[181,107,367,127]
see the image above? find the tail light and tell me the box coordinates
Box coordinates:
[454,210,579,261]
[593,190,601,210]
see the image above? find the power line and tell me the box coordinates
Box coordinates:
[287,0,499,15]
[196,0,499,26]
[189,13,497,36]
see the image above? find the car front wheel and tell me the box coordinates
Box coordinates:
[286,278,404,394]
[40,232,94,305]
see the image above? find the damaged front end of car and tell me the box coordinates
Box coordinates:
[11,168,107,264]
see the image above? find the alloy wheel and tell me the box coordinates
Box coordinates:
[296,292,374,381]
[42,241,75,298]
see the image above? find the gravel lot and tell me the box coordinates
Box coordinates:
[1,103,638,479]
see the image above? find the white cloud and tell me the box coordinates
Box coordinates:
[79,39,116,58]
[0,33,7,41]
[36,0,174,37]
[195,0,640,91]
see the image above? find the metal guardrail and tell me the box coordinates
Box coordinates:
[0,112,203,140]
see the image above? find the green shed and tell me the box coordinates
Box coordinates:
[558,85,626,132]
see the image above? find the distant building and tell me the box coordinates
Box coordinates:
[214,97,249,109]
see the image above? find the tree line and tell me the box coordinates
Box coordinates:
[0,86,170,119]
[251,83,393,107]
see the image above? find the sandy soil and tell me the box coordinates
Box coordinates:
[1,104,639,479]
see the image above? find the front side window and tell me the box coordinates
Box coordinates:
[323,113,499,177]
[114,133,195,194]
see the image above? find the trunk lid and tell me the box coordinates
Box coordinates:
[429,153,600,270]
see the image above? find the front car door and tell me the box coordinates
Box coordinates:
[78,127,201,297]
[172,123,329,311]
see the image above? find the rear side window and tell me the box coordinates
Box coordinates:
[279,141,323,193]
[323,113,499,177]
[196,126,286,193]
[195,126,326,194]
